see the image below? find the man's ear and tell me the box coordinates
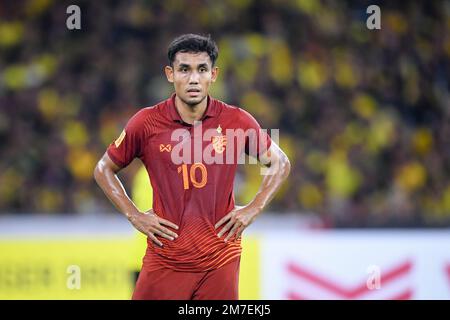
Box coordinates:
[211,66,219,83]
[165,66,174,83]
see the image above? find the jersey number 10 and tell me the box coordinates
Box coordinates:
[177,163,207,190]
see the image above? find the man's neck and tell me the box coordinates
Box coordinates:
[175,95,208,125]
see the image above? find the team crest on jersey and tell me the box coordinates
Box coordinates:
[114,130,126,148]
[212,125,227,154]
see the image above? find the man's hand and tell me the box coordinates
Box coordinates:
[215,205,260,242]
[128,209,179,247]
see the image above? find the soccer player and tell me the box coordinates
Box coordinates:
[94,34,290,300]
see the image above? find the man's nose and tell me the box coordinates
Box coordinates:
[189,71,200,83]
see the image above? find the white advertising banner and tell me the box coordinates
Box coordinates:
[259,231,450,300]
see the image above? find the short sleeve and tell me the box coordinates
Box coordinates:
[240,109,272,159]
[107,111,146,168]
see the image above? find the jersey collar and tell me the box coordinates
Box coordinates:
[167,93,218,124]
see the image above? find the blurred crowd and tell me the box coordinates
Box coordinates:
[0,0,449,227]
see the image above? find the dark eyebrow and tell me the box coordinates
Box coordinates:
[177,63,209,69]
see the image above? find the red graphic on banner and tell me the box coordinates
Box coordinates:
[446,263,450,285]
[286,260,413,300]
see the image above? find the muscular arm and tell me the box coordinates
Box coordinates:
[93,152,140,219]
[94,152,178,246]
[216,142,291,241]
[248,142,291,213]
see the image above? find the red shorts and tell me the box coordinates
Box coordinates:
[132,257,240,300]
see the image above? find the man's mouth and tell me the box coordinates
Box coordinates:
[187,88,201,97]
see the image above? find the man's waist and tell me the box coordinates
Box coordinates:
[143,244,242,272]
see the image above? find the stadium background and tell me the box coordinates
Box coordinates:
[0,0,449,299]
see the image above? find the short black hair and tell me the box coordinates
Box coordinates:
[167,34,218,66]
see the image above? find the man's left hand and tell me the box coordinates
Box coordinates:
[215,205,260,242]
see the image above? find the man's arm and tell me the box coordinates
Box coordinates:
[94,152,178,247]
[215,142,291,241]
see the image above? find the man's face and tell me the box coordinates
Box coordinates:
[165,51,218,106]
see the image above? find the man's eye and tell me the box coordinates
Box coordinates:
[199,68,207,72]
[180,68,188,72]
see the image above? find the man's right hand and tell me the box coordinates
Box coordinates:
[127,209,179,247]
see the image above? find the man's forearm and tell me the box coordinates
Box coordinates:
[247,153,291,214]
[94,161,139,219]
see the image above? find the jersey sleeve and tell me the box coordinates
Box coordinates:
[239,109,272,160]
[107,110,146,168]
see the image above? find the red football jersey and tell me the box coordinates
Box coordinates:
[107,93,271,272]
